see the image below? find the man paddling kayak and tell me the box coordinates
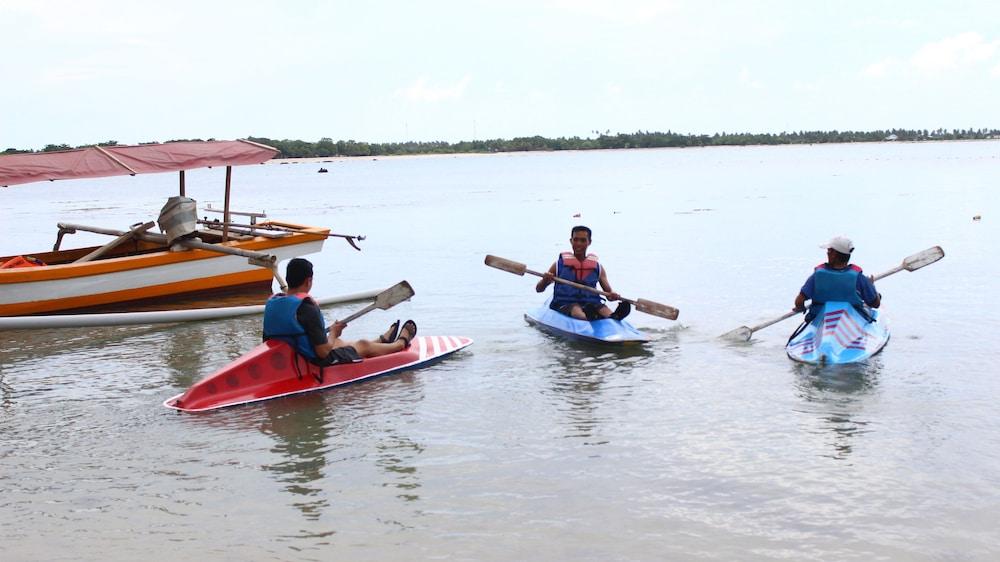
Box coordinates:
[794,235,881,318]
[535,225,630,320]
[263,258,416,365]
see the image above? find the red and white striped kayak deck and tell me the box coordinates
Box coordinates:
[164,335,472,412]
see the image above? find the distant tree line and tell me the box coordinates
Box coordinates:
[4,128,999,158]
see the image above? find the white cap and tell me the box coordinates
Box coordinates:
[821,235,854,254]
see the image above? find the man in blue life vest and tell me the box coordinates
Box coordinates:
[263,258,416,365]
[534,225,630,321]
[794,235,881,318]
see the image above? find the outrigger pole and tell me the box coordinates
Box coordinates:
[54,222,289,291]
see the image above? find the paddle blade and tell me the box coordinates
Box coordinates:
[635,298,680,321]
[903,246,944,272]
[484,254,527,276]
[719,326,753,342]
[373,280,415,310]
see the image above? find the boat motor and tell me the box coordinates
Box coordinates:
[158,196,199,245]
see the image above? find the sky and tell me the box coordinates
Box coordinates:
[2,0,999,150]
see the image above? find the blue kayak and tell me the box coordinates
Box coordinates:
[524,302,650,345]
[786,301,889,364]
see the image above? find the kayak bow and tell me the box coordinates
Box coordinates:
[164,335,472,412]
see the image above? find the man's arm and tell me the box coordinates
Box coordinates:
[297,299,337,357]
[858,274,881,308]
[598,267,621,302]
[795,274,814,311]
[535,262,557,292]
[794,292,808,311]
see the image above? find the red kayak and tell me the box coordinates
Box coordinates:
[164,335,473,412]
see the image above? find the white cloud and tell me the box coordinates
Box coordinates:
[792,80,820,93]
[862,57,897,78]
[397,76,472,103]
[548,0,679,24]
[40,66,105,85]
[910,32,1000,74]
[739,67,764,89]
[606,83,624,95]
[850,16,918,31]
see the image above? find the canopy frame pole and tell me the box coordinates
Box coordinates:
[222,165,232,242]
[179,170,185,196]
[93,145,138,175]
[238,138,277,151]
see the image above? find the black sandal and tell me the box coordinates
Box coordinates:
[397,319,417,348]
[378,319,400,343]
[610,301,631,320]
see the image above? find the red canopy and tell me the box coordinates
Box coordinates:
[0,140,279,187]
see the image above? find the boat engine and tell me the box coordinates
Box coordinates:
[158,196,199,245]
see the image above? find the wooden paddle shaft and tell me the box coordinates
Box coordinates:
[746,255,925,333]
[527,267,630,304]
[338,303,377,325]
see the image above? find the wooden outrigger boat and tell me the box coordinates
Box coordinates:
[0,140,361,317]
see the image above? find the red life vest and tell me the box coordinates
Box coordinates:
[553,252,602,306]
[0,255,45,269]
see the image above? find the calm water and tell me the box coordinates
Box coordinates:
[1,142,998,560]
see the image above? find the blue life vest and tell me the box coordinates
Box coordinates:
[812,264,863,306]
[552,252,603,307]
[262,293,323,360]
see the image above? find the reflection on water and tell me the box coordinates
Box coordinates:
[542,332,667,443]
[374,429,424,503]
[0,364,12,409]
[0,324,165,366]
[328,371,427,508]
[237,368,430,521]
[792,359,883,461]
[259,393,332,521]
[792,358,882,396]
[161,326,210,389]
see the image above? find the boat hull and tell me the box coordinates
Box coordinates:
[524,304,650,345]
[0,222,326,316]
[164,335,473,412]
[786,302,889,364]
[0,290,382,330]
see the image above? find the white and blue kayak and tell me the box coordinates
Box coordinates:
[786,301,889,364]
[524,303,650,345]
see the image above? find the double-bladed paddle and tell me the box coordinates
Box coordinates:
[328,280,415,329]
[484,254,679,320]
[721,245,945,342]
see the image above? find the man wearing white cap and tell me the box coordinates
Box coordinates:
[794,235,881,315]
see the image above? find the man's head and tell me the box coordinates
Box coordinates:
[821,235,853,264]
[570,225,592,255]
[286,258,314,289]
